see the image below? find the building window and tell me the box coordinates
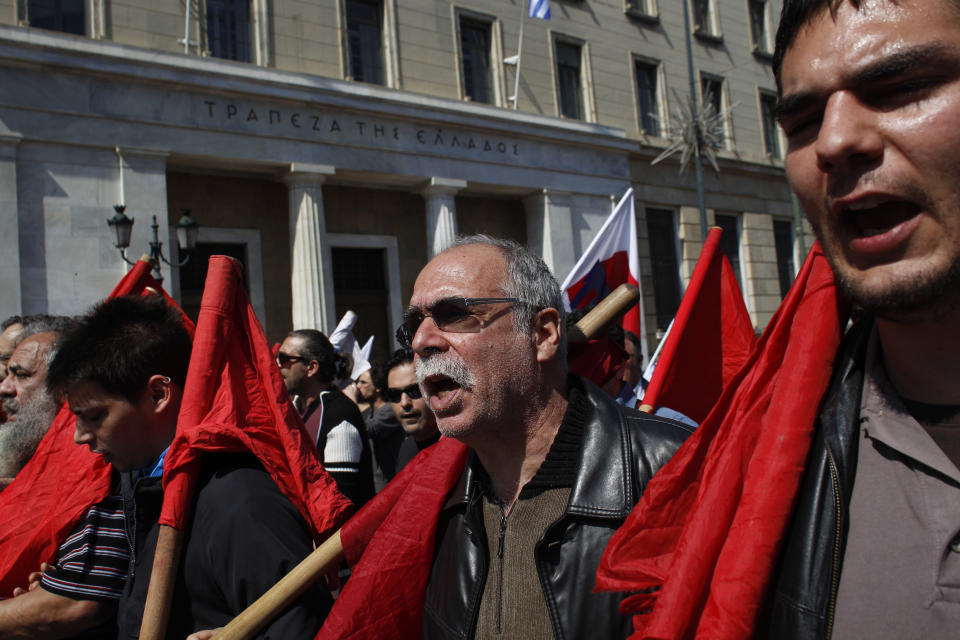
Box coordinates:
[25,0,85,34]
[760,91,782,158]
[180,241,250,322]
[206,0,250,62]
[634,59,660,136]
[773,219,796,298]
[555,40,584,120]
[701,75,722,116]
[749,0,770,54]
[714,213,742,287]
[701,74,730,147]
[346,0,384,84]
[692,0,719,38]
[646,208,682,332]
[459,17,492,103]
[332,246,392,363]
[625,0,657,20]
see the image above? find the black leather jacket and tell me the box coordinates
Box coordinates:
[767,319,872,640]
[421,377,693,640]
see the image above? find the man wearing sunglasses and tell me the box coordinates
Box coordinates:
[277,329,374,508]
[383,347,439,474]
[401,235,692,639]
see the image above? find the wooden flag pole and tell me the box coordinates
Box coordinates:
[139,525,185,640]
[567,283,639,343]
[209,284,641,640]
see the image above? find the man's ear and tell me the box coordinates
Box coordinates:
[145,374,174,414]
[533,307,563,363]
[306,359,320,379]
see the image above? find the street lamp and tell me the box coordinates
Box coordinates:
[107,205,200,284]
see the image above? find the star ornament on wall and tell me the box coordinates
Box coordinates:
[651,91,738,175]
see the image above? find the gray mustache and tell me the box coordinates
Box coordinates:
[416,352,475,390]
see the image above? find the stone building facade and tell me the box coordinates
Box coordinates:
[0,0,809,358]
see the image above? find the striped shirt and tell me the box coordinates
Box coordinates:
[41,491,129,602]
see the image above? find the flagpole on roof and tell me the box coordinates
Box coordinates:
[507,0,526,110]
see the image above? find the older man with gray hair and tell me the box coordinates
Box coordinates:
[397,234,691,639]
[0,315,74,485]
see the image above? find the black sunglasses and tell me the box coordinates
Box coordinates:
[276,352,308,367]
[395,297,521,348]
[385,383,423,403]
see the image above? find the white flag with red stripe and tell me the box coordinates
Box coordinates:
[560,188,647,361]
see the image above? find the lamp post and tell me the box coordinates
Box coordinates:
[107,205,199,285]
[682,0,709,242]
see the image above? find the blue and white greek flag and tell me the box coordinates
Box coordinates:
[529,0,550,20]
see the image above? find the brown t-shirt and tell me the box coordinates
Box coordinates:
[831,332,960,639]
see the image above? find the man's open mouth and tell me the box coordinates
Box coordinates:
[843,197,921,239]
[422,375,461,401]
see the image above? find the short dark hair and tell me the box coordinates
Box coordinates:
[384,348,415,378]
[288,329,339,384]
[368,359,389,396]
[772,0,960,93]
[47,296,192,402]
[774,0,842,91]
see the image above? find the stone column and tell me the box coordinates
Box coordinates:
[0,135,21,319]
[421,177,466,259]
[283,164,335,331]
[523,189,576,277]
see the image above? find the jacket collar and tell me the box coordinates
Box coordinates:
[442,375,633,520]
[820,316,873,499]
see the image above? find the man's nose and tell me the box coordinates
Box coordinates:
[74,422,94,446]
[410,316,449,355]
[815,92,883,175]
[0,373,14,397]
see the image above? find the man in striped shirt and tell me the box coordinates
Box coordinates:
[278,329,374,507]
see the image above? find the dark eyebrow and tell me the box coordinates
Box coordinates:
[776,43,958,121]
[854,43,956,85]
[775,91,818,121]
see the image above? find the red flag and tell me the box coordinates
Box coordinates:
[159,256,352,539]
[0,259,191,596]
[568,338,629,390]
[595,244,850,639]
[561,189,646,354]
[317,437,469,639]
[640,227,756,423]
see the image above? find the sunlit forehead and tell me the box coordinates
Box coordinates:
[782,0,925,95]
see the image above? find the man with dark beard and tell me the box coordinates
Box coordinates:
[768,1,960,637]
[396,234,691,639]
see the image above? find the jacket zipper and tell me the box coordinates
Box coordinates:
[825,449,842,639]
[496,511,507,635]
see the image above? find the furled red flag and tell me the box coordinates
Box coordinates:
[159,256,352,539]
[638,227,756,423]
[568,338,629,390]
[317,436,470,639]
[561,188,647,364]
[0,259,191,596]
[595,243,850,639]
